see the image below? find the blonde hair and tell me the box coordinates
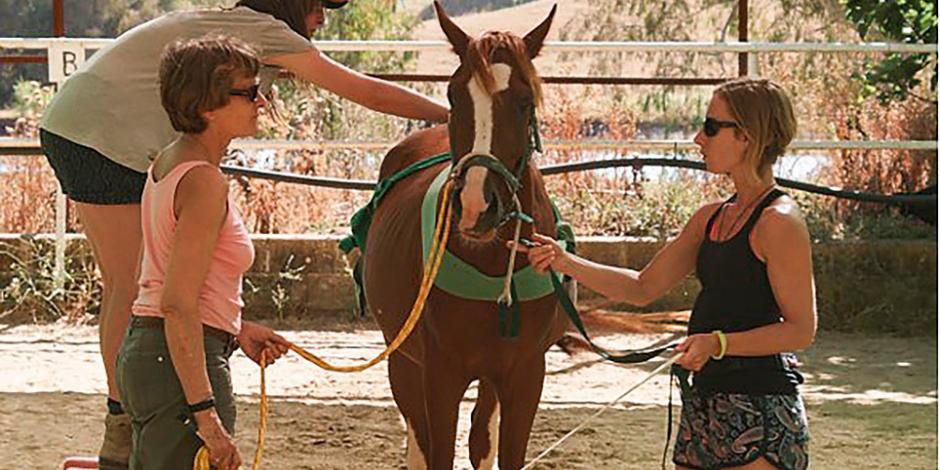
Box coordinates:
[715,78,797,177]
[159,35,261,133]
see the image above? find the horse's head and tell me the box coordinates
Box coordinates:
[435,1,555,241]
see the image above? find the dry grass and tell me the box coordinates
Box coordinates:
[0,0,934,239]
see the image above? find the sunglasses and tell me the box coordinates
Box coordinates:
[228,84,261,102]
[703,117,739,137]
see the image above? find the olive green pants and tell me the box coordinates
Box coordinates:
[115,326,237,470]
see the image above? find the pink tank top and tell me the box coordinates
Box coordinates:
[132,160,254,335]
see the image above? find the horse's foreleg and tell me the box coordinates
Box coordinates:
[469,379,500,469]
[496,358,547,470]
[424,348,470,470]
[389,352,430,470]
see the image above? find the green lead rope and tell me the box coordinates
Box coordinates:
[546,260,685,469]
[663,366,692,469]
[544,266,678,364]
[542,259,684,469]
[497,281,521,339]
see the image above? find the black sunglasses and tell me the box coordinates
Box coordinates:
[229,84,261,102]
[703,117,739,137]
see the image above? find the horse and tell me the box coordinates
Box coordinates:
[361,2,563,468]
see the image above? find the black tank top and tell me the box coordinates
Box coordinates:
[689,188,803,394]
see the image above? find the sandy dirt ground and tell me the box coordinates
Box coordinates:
[0,322,935,469]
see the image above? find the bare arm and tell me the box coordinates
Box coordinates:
[724,203,817,354]
[266,49,449,122]
[160,166,241,469]
[161,166,226,408]
[524,202,720,306]
[676,201,818,371]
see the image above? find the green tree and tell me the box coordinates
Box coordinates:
[0,0,225,106]
[845,0,938,103]
[270,0,420,140]
[315,0,419,72]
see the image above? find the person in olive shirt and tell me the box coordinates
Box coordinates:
[516,78,815,470]
[39,1,448,468]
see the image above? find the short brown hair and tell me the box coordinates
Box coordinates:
[159,35,261,133]
[235,0,324,39]
[715,78,798,177]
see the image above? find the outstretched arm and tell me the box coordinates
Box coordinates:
[519,202,720,306]
[267,49,449,122]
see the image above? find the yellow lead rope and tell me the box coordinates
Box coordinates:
[195,179,456,470]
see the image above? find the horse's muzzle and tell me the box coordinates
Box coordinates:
[454,185,506,237]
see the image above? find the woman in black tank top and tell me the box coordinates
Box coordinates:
[518,78,815,470]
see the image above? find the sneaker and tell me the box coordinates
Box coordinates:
[97,412,130,470]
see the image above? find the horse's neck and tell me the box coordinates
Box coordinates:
[378,125,450,180]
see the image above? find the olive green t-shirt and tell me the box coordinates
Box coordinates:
[40,7,314,173]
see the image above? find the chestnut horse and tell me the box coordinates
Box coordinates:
[362,3,563,469]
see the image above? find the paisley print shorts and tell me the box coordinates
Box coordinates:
[673,391,810,470]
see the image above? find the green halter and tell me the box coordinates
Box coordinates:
[420,164,567,302]
[340,107,573,338]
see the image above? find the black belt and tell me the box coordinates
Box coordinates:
[129,315,237,348]
[691,352,803,395]
[701,352,797,375]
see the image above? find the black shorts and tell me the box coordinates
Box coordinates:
[39,129,146,205]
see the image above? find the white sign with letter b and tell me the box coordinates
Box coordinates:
[48,42,86,85]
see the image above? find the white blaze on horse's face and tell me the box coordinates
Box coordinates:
[458,62,513,233]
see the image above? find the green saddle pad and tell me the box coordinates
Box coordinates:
[420,164,566,301]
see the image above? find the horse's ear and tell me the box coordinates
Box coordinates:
[523,4,556,59]
[435,1,469,58]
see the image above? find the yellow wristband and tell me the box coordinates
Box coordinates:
[711,330,727,360]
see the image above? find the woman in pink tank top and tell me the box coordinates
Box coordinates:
[115,36,290,470]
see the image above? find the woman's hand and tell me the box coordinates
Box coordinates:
[430,104,450,123]
[237,321,290,367]
[675,333,721,372]
[194,408,241,470]
[509,233,573,275]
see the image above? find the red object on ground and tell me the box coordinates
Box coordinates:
[62,457,98,469]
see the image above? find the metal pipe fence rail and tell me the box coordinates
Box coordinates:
[3,38,937,53]
[2,138,935,294]
[2,137,937,153]
[215,159,936,208]
[2,139,934,202]
[2,39,937,85]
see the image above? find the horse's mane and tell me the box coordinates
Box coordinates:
[466,31,543,107]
